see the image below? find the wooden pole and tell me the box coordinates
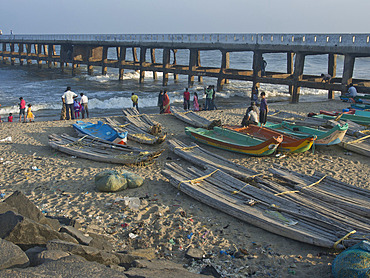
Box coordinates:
[287,52,294,95]
[162,48,170,86]
[2,43,8,64]
[36,44,42,68]
[150,48,157,80]
[328,54,337,99]
[132,47,139,72]
[172,49,178,81]
[139,47,147,84]
[196,50,203,83]
[252,51,262,98]
[341,54,355,95]
[291,53,305,103]
[87,46,93,75]
[102,46,108,75]
[47,44,53,68]
[10,43,15,65]
[18,43,24,66]
[118,47,126,80]
[26,44,32,65]
[188,49,197,88]
[217,51,229,91]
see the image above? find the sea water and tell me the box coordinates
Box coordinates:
[0,49,369,121]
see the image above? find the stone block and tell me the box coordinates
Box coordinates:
[60,226,92,245]
[0,238,29,270]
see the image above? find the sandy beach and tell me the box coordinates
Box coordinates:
[0,99,369,277]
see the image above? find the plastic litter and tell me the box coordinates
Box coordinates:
[187,233,194,239]
[0,136,12,142]
[124,197,140,210]
[0,193,5,198]
[31,166,40,171]
[129,233,138,239]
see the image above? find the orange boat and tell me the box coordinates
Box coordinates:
[223,125,315,153]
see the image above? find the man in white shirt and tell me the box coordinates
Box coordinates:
[62,86,77,120]
[80,93,89,119]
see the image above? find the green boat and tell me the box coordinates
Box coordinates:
[185,126,283,156]
[351,104,370,111]
[313,113,370,126]
[264,121,348,146]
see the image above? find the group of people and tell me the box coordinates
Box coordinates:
[61,87,89,120]
[0,98,33,123]
[241,91,269,127]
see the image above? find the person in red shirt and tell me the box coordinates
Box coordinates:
[8,113,13,122]
[19,97,26,122]
[183,88,190,110]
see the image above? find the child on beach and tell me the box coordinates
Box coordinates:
[73,99,81,119]
[8,113,13,122]
[193,92,199,111]
[259,92,268,126]
[26,104,34,122]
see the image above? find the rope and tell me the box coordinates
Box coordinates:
[274,175,327,196]
[333,230,357,249]
[177,169,219,189]
[231,174,263,195]
[346,134,370,145]
[174,145,198,151]
[334,113,343,121]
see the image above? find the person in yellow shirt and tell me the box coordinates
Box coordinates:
[131,93,139,112]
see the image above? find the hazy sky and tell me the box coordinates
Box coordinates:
[1,0,369,34]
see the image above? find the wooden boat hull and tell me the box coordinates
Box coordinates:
[340,95,370,104]
[171,107,221,129]
[162,163,370,249]
[265,121,348,146]
[314,113,370,126]
[185,126,282,156]
[224,125,315,153]
[48,134,163,165]
[73,121,128,145]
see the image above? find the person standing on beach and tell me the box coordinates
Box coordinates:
[183,88,190,110]
[251,86,259,103]
[193,92,199,111]
[80,93,89,118]
[19,97,26,122]
[62,86,77,120]
[157,90,164,114]
[26,104,34,122]
[211,85,217,110]
[204,86,213,110]
[163,90,171,113]
[261,57,267,76]
[8,113,13,122]
[259,92,268,126]
[131,93,139,112]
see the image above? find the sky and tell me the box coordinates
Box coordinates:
[1,0,370,35]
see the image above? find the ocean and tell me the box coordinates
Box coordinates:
[1,49,369,121]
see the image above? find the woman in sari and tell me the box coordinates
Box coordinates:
[193,92,199,111]
[163,91,171,113]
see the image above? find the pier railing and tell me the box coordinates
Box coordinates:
[1,33,369,47]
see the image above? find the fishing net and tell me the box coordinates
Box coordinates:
[332,240,370,278]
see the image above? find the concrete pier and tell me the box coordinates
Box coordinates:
[1,33,369,102]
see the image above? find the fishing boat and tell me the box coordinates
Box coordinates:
[162,163,370,249]
[351,103,370,110]
[185,126,282,156]
[48,133,163,165]
[223,125,315,153]
[264,121,348,146]
[340,95,370,104]
[320,109,370,118]
[122,108,163,135]
[105,117,166,145]
[73,121,128,145]
[171,107,221,129]
[314,113,370,126]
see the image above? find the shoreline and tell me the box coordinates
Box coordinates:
[0,100,368,277]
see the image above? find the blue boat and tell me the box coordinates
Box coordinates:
[73,121,128,145]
